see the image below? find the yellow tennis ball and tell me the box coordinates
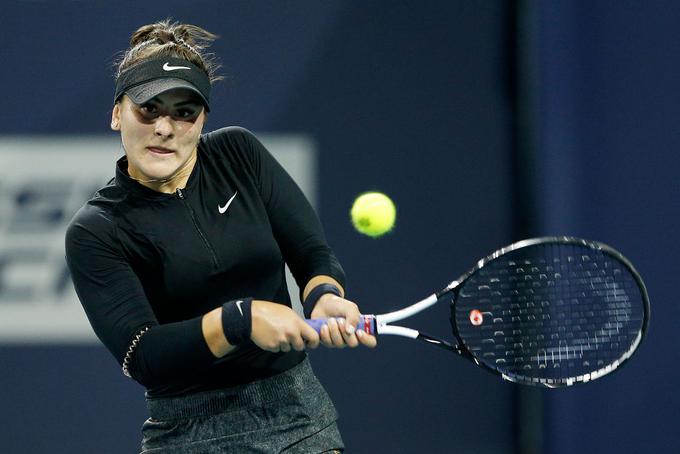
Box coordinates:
[350,192,396,238]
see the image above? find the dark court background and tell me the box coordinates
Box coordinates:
[1,1,678,453]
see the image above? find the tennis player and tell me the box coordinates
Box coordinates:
[65,19,375,453]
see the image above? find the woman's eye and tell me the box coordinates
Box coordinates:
[140,104,157,114]
[176,109,196,119]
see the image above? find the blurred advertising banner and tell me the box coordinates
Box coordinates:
[0,134,315,343]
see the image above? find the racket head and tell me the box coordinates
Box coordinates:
[449,237,649,387]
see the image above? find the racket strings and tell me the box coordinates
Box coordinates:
[453,243,645,385]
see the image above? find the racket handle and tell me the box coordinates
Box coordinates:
[305,315,377,336]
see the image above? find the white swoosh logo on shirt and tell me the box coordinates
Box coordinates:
[218,192,238,214]
[163,62,191,71]
[235,300,244,316]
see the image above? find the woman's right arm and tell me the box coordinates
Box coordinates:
[66,218,220,389]
[66,214,319,389]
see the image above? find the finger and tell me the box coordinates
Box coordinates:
[342,305,361,336]
[319,324,333,347]
[300,319,320,345]
[356,330,377,348]
[290,334,306,351]
[327,318,345,347]
[301,326,320,349]
[279,342,291,353]
[338,318,359,348]
[286,328,302,348]
[265,344,280,353]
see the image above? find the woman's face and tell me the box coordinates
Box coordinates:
[111,89,207,188]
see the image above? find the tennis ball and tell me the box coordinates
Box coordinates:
[350,192,396,238]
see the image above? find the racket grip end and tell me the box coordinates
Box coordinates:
[305,315,377,335]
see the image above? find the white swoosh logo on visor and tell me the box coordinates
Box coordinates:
[163,62,191,71]
[218,191,238,214]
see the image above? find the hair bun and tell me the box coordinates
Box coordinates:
[117,19,222,83]
[172,25,193,44]
[130,24,175,46]
[129,24,157,47]
[129,20,212,48]
[153,29,177,45]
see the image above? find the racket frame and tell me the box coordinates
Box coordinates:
[371,236,650,387]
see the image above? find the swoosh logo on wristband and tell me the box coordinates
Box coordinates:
[235,300,244,316]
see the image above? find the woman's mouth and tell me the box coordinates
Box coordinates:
[147,146,174,155]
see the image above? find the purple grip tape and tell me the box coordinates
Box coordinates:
[305,315,377,335]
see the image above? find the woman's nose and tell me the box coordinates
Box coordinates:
[154,116,174,138]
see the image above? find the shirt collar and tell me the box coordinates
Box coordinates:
[114,151,200,199]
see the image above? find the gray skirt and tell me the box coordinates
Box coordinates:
[140,358,344,453]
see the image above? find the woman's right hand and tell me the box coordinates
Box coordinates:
[250,300,320,352]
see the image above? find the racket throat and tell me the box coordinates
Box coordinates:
[415,332,463,355]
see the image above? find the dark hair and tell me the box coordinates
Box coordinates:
[115,19,222,83]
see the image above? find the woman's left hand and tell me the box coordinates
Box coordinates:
[310,294,377,349]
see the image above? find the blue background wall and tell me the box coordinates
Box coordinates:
[1,1,678,453]
[535,2,680,453]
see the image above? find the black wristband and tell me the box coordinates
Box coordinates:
[303,283,342,318]
[221,298,253,345]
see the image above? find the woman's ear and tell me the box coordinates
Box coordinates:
[111,103,121,131]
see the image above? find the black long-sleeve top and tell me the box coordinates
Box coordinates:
[65,127,345,397]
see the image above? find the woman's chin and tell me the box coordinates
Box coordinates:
[138,164,179,181]
[128,153,195,185]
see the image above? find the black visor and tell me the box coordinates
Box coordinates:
[114,57,211,111]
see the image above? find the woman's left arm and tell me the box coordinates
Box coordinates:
[238,128,375,348]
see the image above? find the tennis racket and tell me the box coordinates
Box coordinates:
[306,237,650,388]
